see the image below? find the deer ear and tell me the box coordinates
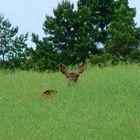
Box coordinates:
[76,65,84,76]
[60,65,69,77]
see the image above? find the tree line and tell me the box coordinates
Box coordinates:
[0,0,140,71]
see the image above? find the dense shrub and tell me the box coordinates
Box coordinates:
[89,54,120,67]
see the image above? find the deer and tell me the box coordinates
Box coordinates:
[42,89,57,98]
[60,65,84,86]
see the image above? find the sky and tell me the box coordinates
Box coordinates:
[1,0,140,47]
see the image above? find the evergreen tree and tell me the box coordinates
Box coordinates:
[29,34,58,71]
[8,33,28,69]
[0,15,28,69]
[105,0,140,61]
[78,0,118,43]
[0,15,18,61]
[32,0,100,71]
[31,0,140,71]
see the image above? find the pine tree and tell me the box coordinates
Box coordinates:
[0,15,28,69]
[78,0,118,43]
[105,0,140,61]
[32,0,99,70]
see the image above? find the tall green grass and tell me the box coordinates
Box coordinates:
[0,64,140,140]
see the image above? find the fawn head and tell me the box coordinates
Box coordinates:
[60,65,84,84]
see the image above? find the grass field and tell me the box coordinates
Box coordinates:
[0,64,140,140]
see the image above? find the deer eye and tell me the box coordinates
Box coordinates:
[66,74,70,78]
[76,75,79,78]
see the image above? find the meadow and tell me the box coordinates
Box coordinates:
[0,64,140,140]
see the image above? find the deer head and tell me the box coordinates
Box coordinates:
[42,89,57,98]
[60,65,84,85]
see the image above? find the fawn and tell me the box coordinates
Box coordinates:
[42,89,57,97]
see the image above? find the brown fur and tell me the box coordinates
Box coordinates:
[60,65,84,85]
[42,90,57,97]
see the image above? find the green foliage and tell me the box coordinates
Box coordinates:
[0,15,28,69]
[30,34,59,71]
[128,48,140,63]
[1,0,140,71]
[105,0,140,61]
[78,0,118,43]
[30,0,140,71]
[8,33,28,69]
[0,15,18,61]
[89,53,119,67]
[31,0,100,71]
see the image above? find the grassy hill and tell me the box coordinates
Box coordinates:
[0,64,140,140]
